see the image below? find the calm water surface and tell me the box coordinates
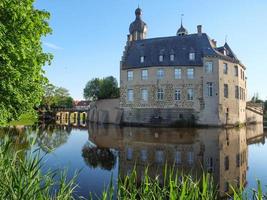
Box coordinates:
[1,123,266,199]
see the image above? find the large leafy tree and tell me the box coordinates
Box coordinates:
[83,76,119,100]
[83,78,101,100]
[41,83,73,110]
[0,0,52,125]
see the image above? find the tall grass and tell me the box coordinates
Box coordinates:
[96,166,267,200]
[0,136,78,200]
[115,167,216,200]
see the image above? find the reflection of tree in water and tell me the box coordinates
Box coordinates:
[0,126,34,159]
[82,142,117,171]
[35,124,71,152]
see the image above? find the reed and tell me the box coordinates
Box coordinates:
[0,136,78,200]
[96,166,267,200]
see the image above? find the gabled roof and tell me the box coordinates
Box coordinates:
[122,33,244,69]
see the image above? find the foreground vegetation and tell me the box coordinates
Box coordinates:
[0,135,78,200]
[0,133,266,200]
[0,0,52,126]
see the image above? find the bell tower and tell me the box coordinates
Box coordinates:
[128,7,148,41]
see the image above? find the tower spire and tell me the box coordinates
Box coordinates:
[177,13,188,36]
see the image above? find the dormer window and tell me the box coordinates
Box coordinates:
[170,54,175,61]
[159,55,164,62]
[140,56,145,63]
[189,53,195,61]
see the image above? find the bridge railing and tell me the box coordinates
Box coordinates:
[52,107,90,112]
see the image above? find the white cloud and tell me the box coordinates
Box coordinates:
[43,42,63,50]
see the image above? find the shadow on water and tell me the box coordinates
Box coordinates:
[0,121,266,199]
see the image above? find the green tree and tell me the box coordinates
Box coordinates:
[83,78,101,100]
[0,0,52,125]
[99,76,120,99]
[41,83,56,110]
[41,84,73,110]
[83,76,119,100]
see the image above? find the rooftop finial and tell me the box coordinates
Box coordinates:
[135,6,142,18]
[181,14,184,26]
[225,35,228,44]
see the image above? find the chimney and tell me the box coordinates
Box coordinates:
[197,25,202,35]
[211,39,217,47]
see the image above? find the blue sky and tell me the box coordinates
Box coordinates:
[35,0,267,100]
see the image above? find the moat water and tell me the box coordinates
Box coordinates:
[1,122,266,199]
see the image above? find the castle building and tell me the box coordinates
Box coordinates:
[120,8,247,126]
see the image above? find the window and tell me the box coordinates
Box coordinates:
[175,89,181,100]
[155,150,164,164]
[236,154,240,167]
[127,71,133,81]
[140,149,148,162]
[224,182,229,192]
[187,68,194,79]
[239,87,242,100]
[157,69,164,80]
[240,69,243,80]
[224,156,229,171]
[170,54,175,61]
[235,86,239,99]
[141,89,148,102]
[205,62,213,73]
[187,88,194,100]
[127,89,134,102]
[207,157,214,173]
[187,151,194,165]
[189,53,195,61]
[207,82,213,97]
[157,88,164,101]
[223,63,228,74]
[159,55,164,62]
[141,69,148,80]
[224,84,228,98]
[175,68,181,79]
[140,56,145,63]
[175,151,181,164]
[234,66,238,77]
[126,147,133,160]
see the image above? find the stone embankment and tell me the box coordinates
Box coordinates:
[88,98,122,125]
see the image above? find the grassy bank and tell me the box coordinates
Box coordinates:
[8,112,37,126]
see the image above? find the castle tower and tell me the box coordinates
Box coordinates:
[128,7,147,41]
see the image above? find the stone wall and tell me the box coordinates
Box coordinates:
[217,59,247,125]
[246,106,263,125]
[122,107,196,126]
[119,57,249,126]
[88,98,122,125]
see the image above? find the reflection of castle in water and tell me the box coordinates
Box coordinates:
[88,124,264,197]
